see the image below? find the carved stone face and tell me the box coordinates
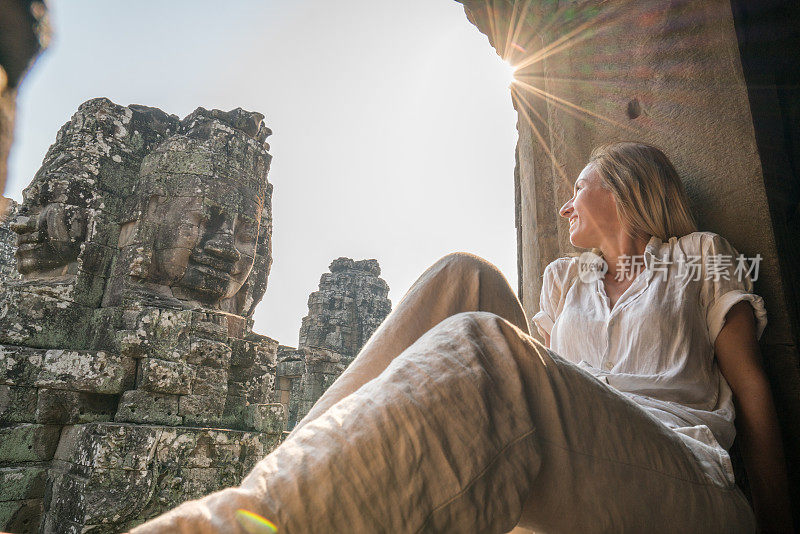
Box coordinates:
[10,179,89,277]
[147,184,261,305]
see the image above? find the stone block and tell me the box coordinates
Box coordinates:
[189,313,228,339]
[35,388,117,424]
[228,364,272,404]
[186,338,232,368]
[115,328,150,359]
[152,428,241,469]
[136,358,192,394]
[179,394,224,426]
[309,360,346,375]
[0,284,95,350]
[35,389,80,424]
[0,498,42,533]
[230,337,277,368]
[115,390,181,426]
[41,512,81,534]
[55,423,159,471]
[276,358,305,377]
[48,468,154,527]
[321,372,339,391]
[0,385,37,423]
[190,366,227,396]
[221,395,246,429]
[131,308,192,361]
[0,466,47,501]
[0,346,44,387]
[36,350,135,394]
[240,433,280,474]
[244,403,286,434]
[0,424,60,462]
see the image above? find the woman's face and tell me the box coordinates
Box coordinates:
[559,163,620,249]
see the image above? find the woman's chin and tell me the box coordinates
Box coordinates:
[569,232,590,249]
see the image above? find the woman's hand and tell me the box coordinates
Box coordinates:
[715,301,794,533]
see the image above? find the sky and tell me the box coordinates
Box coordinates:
[6,0,519,347]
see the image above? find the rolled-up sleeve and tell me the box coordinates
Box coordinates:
[700,233,768,345]
[531,261,562,339]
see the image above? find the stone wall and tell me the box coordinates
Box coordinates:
[277,258,391,430]
[0,99,284,534]
[457,0,800,518]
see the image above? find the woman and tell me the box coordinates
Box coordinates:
[132,143,792,533]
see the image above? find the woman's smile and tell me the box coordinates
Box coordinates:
[569,217,578,231]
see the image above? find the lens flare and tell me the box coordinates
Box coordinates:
[503,60,518,87]
[235,509,278,534]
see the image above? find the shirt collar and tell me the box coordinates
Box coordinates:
[643,234,662,270]
[641,234,664,284]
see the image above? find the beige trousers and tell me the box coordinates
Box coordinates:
[131,253,756,534]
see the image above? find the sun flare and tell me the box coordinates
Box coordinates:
[502,60,518,87]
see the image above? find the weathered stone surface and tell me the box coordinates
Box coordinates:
[0,466,47,502]
[190,366,227,396]
[36,349,135,394]
[0,498,42,534]
[0,98,285,533]
[8,98,178,290]
[103,107,273,315]
[0,384,37,423]
[46,423,280,531]
[0,283,94,349]
[186,337,231,368]
[0,424,60,462]
[278,258,391,430]
[0,346,43,387]
[34,389,116,425]
[244,403,286,434]
[178,394,224,426]
[298,257,390,361]
[135,358,192,395]
[0,199,21,288]
[115,390,181,426]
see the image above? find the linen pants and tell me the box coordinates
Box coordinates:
[131,252,757,534]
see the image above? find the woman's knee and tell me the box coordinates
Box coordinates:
[433,251,504,280]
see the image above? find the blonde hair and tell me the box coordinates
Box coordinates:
[587,142,697,249]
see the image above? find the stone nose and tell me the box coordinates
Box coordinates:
[9,214,34,234]
[204,232,241,264]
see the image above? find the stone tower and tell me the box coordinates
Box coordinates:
[275,258,391,430]
[0,99,284,533]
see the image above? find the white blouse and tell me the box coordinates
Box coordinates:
[531,231,768,488]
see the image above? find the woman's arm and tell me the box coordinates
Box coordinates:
[543,331,550,349]
[715,300,793,533]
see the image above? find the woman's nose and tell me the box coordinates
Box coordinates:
[559,199,573,218]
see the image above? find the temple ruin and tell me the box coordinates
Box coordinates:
[275,258,392,429]
[0,95,392,533]
[0,99,286,533]
[2,0,799,530]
